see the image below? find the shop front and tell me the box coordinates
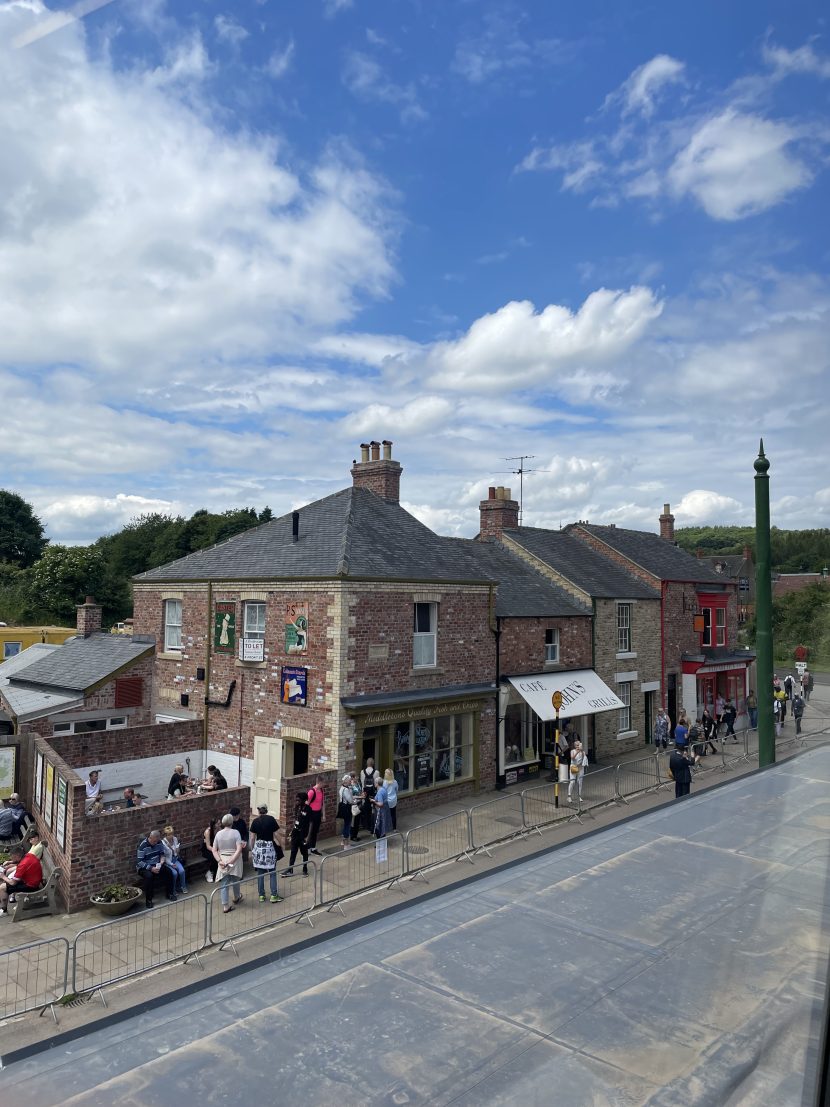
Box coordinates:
[499,669,625,785]
[681,652,756,726]
[341,683,495,799]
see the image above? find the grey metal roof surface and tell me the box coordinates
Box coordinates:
[503,527,659,599]
[9,634,153,694]
[572,524,731,584]
[0,643,82,720]
[452,539,592,617]
[134,487,490,584]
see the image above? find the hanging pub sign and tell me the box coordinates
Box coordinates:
[214,601,236,654]
[281,666,307,707]
[285,602,309,655]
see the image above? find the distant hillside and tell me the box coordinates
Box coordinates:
[676,527,830,574]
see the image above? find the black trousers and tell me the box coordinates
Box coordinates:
[674,780,691,799]
[306,810,322,848]
[141,866,174,904]
[286,838,308,872]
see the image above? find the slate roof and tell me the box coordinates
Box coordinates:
[502,528,659,600]
[134,488,491,584]
[9,634,154,694]
[451,539,591,618]
[570,524,731,585]
[0,643,81,721]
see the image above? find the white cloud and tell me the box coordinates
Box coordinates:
[341,396,455,436]
[452,12,569,87]
[323,0,352,16]
[674,490,744,524]
[266,38,295,79]
[668,111,813,220]
[41,493,182,542]
[342,50,426,122]
[762,41,830,80]
[214,14,248,47]
[604,54,685,117]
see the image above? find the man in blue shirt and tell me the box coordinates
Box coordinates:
[136,829,176,908]
[674,717,689,750]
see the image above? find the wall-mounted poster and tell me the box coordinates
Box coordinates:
[34,749,43,809]
[214,601,236,654]
[0,745,17,801]
[285,602,308,655]
[280,666,307,706]
[56,776,67,850]
[44,762,55,829]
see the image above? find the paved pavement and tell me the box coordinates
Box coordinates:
[4,741,830,1107]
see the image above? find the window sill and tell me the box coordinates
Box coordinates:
[410,666,444,676]
[616,651,637,660]
[616,730,639,741]
[235,659,267,670]
[158,651,183,661]
[543,660,561,668]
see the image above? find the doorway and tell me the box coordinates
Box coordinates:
[253,735,283,818]
[667,673,677,731]
[644,691,654,745]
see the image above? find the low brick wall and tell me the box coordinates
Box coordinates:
[48,719,202,768]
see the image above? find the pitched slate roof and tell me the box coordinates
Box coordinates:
[134,487,491,584]
[502,528,659,600]
[570,524,731,585]
[0,643,82,721]
[451,539,591,617]
[9,634,154,694]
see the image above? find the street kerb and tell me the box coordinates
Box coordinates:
[207,866,318,952]
[615,754,662,803]
[404,811,474,881]
[468,793,526,856]
[0,936,69,1024]
[318,833,405,915]
[520,782,574,835]
[71,894,208,1001]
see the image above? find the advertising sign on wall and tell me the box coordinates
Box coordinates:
[56,776,67,850]
[44,762,55,829]
[214,601,236,654]
[0,745,17,801]
[285,602,308,655]
[34,749,43,810]
[280,666,307,706]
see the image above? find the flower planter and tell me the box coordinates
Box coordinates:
[91,885,142,916]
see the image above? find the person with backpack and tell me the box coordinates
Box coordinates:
[792,693,805,736]
[282,791,311,877]
[305,776,325,856]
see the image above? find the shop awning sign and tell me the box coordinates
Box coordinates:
[507,669,624,721]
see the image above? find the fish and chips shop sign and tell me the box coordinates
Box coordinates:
[507,670,624,720]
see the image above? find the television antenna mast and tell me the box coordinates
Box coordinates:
[500,455,537,525]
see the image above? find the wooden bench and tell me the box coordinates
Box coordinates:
[182,840,209,882]
[0,812,33,848]
[12,854,62,921]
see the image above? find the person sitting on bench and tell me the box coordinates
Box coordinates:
[0,845,42,914]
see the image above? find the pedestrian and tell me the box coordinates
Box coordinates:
[773,694,784,736]
[567,738,587,804]
[201,817,219,883]
[715,694,725,736]
[337,774,353,848]
[654,707,670,751]
[802,669,813,703]
[701,707,718,753]
[349,773,363,842]
[793,693,805,736]
[161,825,187,895]
[371,773,393,838]
[136,828,176,909]
[688,718,705,757]
[668,747,698,799]
[783,673,794,700]
[360,759,377,837]
[383,768,399,830]
[249,803,283,903]
[723,700,737,741]
[230,806,249,854]
[774,687,787,727]
[282,791,311,877]
[745,689,758,730]
[305,776,325,856]
[674,716,689,750]
[212,813,244,913]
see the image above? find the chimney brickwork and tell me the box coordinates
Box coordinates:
[659,503,675,542]
[479,486,520,540]
[76,596,102,638]
[351,439,402,503]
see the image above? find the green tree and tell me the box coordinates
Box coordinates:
[0,490,48,568]
[29,545,106,623]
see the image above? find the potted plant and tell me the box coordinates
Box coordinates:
[91,883,142,916]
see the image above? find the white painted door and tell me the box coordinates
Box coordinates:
[253,736,283,818]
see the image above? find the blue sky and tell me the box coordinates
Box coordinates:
[2,0,828,544]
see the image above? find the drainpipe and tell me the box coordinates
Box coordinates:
[237,669,244,787]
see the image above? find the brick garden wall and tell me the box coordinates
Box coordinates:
[48,719,202,768]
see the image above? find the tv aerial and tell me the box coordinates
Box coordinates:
[499,455,537,525]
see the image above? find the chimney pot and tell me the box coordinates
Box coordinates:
[360,443,370,463]
[370,441,380,461]
[488,486,496,500]
[382,440,392,460]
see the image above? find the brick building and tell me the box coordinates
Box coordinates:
[566,505,753,727]
[132,446,621,814]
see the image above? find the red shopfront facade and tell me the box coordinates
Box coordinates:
[680,591,755,723]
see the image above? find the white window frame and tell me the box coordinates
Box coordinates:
[413,602,437,668]
[52,716,128,736]
[701,607,712,647]
[163,599,182,652]
[617,681,632,733]
[544,627,559,663]
[3,642,22,659]
[243,601,266,641]
[715,607,726,646]
[617,603,632,653]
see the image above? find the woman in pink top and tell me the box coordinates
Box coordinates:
[305,776,325,855]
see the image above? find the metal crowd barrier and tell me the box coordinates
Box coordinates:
[318,832,405,915]
[574,765,618,818]
[521,781,574,834]
[468,793,526,855]
[615,754,663,802]
[208,865,318,951]
[72,893,208,1002]
[0,936,69,1024]
[403,812,474,881]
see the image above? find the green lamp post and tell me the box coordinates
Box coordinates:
[754,440,775,766]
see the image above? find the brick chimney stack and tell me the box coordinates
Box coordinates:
[351,439,402,503]
[659,503,675,542]
[77,596,103,638]
[479,486,520,540]
[743,544,752,561]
